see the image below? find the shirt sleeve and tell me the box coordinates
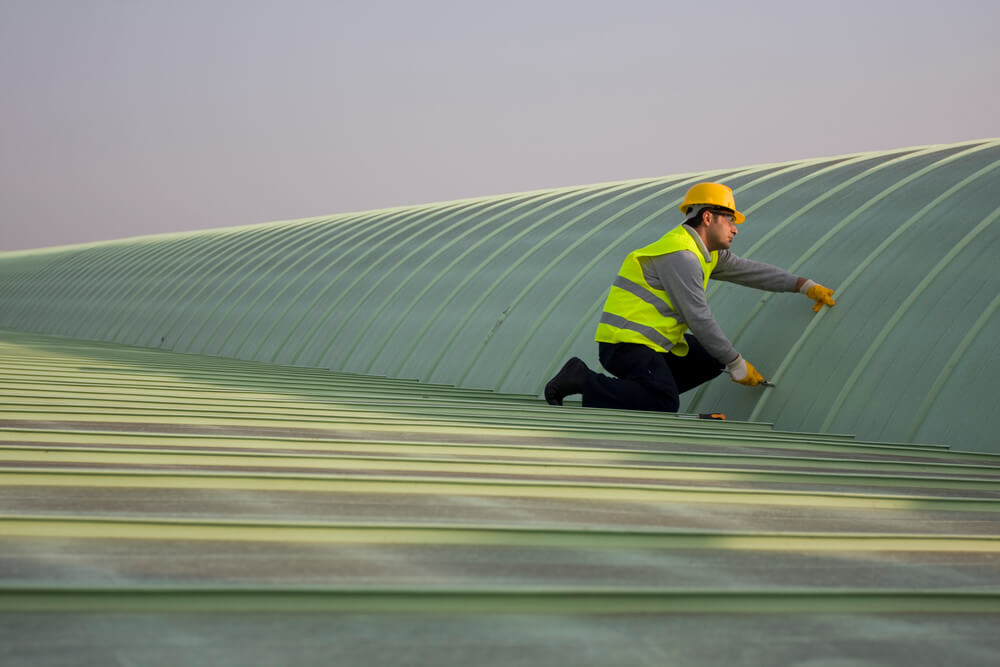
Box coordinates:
[643,251,739,364]
[712,250,800,292]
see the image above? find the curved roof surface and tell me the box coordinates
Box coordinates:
[3,329,1000,663]
[1,138,999,452]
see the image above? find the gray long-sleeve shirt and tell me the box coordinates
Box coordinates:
[639,226,800,364]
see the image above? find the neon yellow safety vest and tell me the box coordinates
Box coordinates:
[595,224,717,356]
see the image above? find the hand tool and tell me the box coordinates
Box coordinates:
[722,369,775,387]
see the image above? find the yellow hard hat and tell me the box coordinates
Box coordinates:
[679,182,745,224]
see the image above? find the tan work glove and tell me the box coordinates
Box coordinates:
[800,279,836,312]
[726,355,765,386]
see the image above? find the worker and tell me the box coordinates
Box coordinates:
[544,182,836,412]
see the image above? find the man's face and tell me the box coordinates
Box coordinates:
[707,210,738,250]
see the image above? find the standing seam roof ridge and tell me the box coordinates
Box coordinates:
[811,204,1000,432]
[908,289,1000,441]
[292,191,555,371]
[87,234,213,342]
[0,254,57,304]
[338,193,555,371]
[722,150,948,288]
[321,197,520,371]
[0,249,75,290]
[120,222,304,349]
[95,232,220,345]
[282,189,544,364]
[70,237,167,339]
[151,226,282,349]
[687,145,973,414]
[285,199,492,367]
[3,244,113,332]
[729,146,944,271]
[164,223,303,354]
[211,209,410,360]
[183,218,343,357]
[234,203,469,362]
[94,226,255,344]
[189,206,399,360]
[810,156,1000,431]
[14,238,138,296]
[452,178,673,387]
[724,154,883,226]
[5,443,999,492]
[77,232,245,339]
[114,224,271,346]
[0,246,81,327]
[743,144,999,422]
[2,422,982,468]
[33,243,135,337]
[180,215,349,351]
[349,193,565,375]
[258,208,423,365]
[421,181,657,384]
[189,213,388,356]
[382,185,609,379]
[7,419,976,462]
[98,231,225,345]
[295,198,514,368]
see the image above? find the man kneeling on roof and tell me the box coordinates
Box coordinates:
[544,182,836,413]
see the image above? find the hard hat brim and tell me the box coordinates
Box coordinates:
[680,205,746,224]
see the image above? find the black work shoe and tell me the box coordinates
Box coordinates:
[544,357,589,406]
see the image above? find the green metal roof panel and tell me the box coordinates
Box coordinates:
[1,140,999,453]
[2,329,1000,664]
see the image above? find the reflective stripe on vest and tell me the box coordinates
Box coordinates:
[594,225,717,355]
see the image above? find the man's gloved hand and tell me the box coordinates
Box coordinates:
[800,279,836,312]
[726,355,764,386]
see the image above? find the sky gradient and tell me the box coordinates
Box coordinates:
[2,0,998,251]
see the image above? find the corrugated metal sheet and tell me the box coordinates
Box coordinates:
[1,139,999,453]
[2,329,1000,664]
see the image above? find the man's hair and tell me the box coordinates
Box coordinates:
[683,207,711,228]
[684,207,732,228]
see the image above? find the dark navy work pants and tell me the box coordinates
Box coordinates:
[581,336,724,412]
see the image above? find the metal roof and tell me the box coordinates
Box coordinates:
[2,139,1000,453]
[2,328,1000,664]
[2,139,999,453]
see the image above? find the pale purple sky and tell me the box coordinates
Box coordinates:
[2,0,998,251]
